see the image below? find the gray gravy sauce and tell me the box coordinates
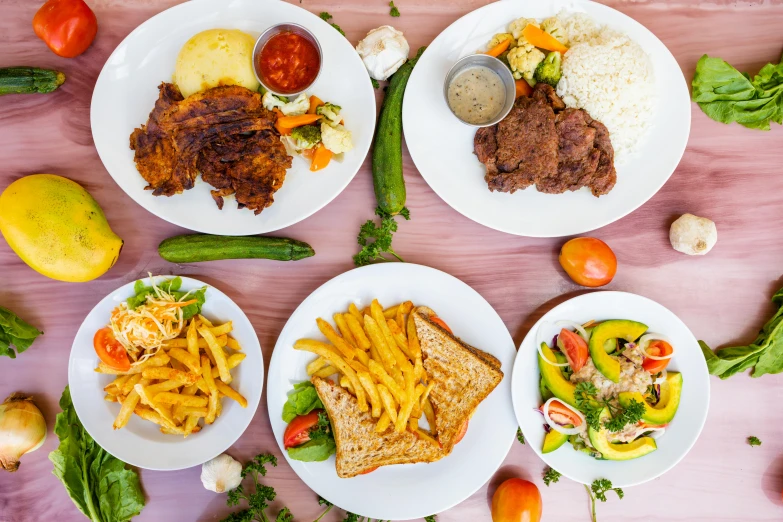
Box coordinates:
[447,65,506,125]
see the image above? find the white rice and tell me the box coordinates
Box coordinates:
[555,12,656,163]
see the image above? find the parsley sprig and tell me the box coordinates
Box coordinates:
[314,496,394,522]
[585,478,624,522]
[389,1,400,17]
[424,516,437,522]
[353,207,410,266]
[222,454,291,522]
[516,428,525,445]
[748,435,762,447]
[574,382,645,432]
[319,12,345,36]
[543,467,561,486]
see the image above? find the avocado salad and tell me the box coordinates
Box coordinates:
[537,320,682,461]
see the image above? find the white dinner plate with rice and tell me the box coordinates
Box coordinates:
[91,0,375,235]
[403,0,690,237]
[512,292,709,487]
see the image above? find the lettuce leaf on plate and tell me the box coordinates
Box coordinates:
[126,276,206,320]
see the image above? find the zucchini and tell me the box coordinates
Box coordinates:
[158,234,314,263]
[0,67,65,95]
[372,47,426,215]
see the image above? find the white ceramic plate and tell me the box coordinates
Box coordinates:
[68,276,263,470]
[512,291,709,487]
[91,0,375,235]
[403,0,690,237]
[267,264,517,520]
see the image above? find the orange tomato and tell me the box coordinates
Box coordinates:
[430,316,453,334]
[33,0,97,58]
[359,466,378,475]
[558,237,617,287]
[453,420,469,445]
[93,327,130,371]
[547,400,582,427]
[283,410,321,448]
[491,478,542,522]
[642,340,673,374]
[556,328,588,372]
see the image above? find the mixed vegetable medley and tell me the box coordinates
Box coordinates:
[536,319,682,461]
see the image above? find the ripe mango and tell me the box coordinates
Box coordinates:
[0,174,123,282]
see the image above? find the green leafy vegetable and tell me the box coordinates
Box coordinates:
[425,516,437,522]
[371,78,380,89]
[49,386,145,522]
[543,467,561,486]
[319,11,345,36]
[127,276,206,321]
[287,437,336,462]
[389,1,400,17]
[700,285,783,378]
[692,52,783,130]
[747,435,762,447]
[574,381,643,432]
[585,478,623,522]
[314,497,334,522]
[353,207,410,266]
[0,306,42,359]
[223,454,291,522]
[516,427,525,444]
[281,381,324,423]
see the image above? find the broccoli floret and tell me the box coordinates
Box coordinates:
[534,51,562,88]
[316,103,342,125]
[290,125,321,149]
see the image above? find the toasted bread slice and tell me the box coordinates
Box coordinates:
[413,306,504,454]
[312,376,445,478]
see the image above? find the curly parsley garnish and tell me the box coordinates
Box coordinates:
[748,435,762,447]
[516,428,525,444]
[354,207,410,266]
[543,467,561,486]
[319,12,345,36]
[371,77,380,89]
[222,454,292,522]
[585,478,624,522]
[574,381,644,432]
[424,516,437,522]
[389,1,400,17]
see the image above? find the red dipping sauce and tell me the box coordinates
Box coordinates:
[257,31,321,94]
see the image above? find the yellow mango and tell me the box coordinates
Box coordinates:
[0,174,123,282]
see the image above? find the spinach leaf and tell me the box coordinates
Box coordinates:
[287,438,336,462]
[282,381,324,423]
[0,306,43,359]
[49,386,145,522]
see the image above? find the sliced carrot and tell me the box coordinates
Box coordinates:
[515,79,532,98]
[307,95,324,114]
[275,120,291,135]
[522,24,568,53]
[310,143,332,171]
[277,114,323,129]
[301,147,316,160]
[485,37,512,58]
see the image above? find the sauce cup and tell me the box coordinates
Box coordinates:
[252,23,322,97]
[443,54,515,127]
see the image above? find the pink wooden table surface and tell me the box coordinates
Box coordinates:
[1,0,783,520]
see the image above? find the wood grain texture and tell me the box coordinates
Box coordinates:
[1,0,782,520]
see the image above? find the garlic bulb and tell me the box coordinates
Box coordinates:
[669,213,717,255]
[356,25,410,81]
[201,453,242,493]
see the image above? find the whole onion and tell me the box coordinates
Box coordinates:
[0,393,47,472]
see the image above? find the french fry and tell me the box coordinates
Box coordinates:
[294,339,368,413]
[209,321,233,337]
[198,314,214,328]
[161,424,201,436]
[144,379,184,397]
[133,405,167,427]
[307,356,329,375]
[411,383,424,418]
[199,327,231,384]
[396,301,413,332]
[339,375,354,394]
[181,407,208,418]
[357,371,382,418]
[368,360,406,404]
[386,320,413,373]
[422,398,436,431]
[409,415,419,431]
[334,313,358,350]
[226,337,242,351]
[395,381,424,432]
[382,304,399,319]
[417,429,439,446]
[375,411,392,433]
[142,367,198,385]
[344,313,371,350]
[316,318,355,361]
[419,381,435,406]
[155,392,208,407]
[407,314,422,359]
[107,375,130,392]
[348,303,363,322]
[174,384,199,423]
[346,359,370,375]
[387,319,413,359]
[183,414,199,437]
[134,383,176,427]
[104,394,119,402]
[373,301,400,363]
[168,347,201,374]
[313,365,339,378]
[121,374,143,396]
[165,335,228,349]
[187,318,199,360]
[201,355,219,424]
[376,384,398,423]
[363,315,396,374]
[114,383,144,430]
[354,349,371,367]
[414,356,425,382]
[210,353,246,378]
[215,380,247,408]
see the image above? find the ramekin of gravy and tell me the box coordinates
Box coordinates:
[443,54,516,127]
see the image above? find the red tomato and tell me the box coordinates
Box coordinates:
[93,327,130,371]
[358,466,379,475]
[491,478,542,522]
[283,410,322,448]
[547,400,582,427]
[454,420,469,445]
[642,340,673,374]
[430,316,453,334]
[556,329,588,372]
[558,237,617,287]
[33,0,97,58]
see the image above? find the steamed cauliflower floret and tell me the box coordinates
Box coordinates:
[320,122,353,154]
[487,32,514,50]
[507,43,545,82]
[262,91,285,111]
[508,17,539,40]
[316,103,342,126]
[261,92,309,116]
[541,16,569,46]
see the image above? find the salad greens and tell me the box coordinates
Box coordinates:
[282,383,336,462]
[127,276,206,321]
[281,381,324,423]
[49,386,145,522]
[0,306,42,359]
[353,207,410,266]
[574,382,644,432]
[747,436,762,447]
[315,497,392,522]
[222,454,292,522]
[389,1,400,17]
[543,467,561,486]
[692,52,783,130]
[700,284,783,378]
[516,428,525,445]
[319,12,345,36]
[586,478,623,522]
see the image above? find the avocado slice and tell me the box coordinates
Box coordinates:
[619,371,683,425]
[588,320,648,382]
[542,429,570,453]
[538,343,577,408]
[539,375,554,402]
[587,408,657,461]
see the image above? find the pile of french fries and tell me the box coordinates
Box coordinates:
[100,315,247,437]
[296,299,437,441]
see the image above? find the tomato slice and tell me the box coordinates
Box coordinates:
[556,329,588,372]
[453,419,469,445]
[642,340,673,374]
[358,466,379,475]
[547,400,583,427]
[93,327,130,371]
[430,316,453,334]
[283,410,322,448]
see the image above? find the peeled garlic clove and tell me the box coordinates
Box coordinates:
[669,213,717,255]
[201,453,243,493]
[356,25,410,81]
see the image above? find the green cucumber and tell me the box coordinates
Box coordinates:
[158,234,314,263]
[0,67,65,95]
[372,47,426,215]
